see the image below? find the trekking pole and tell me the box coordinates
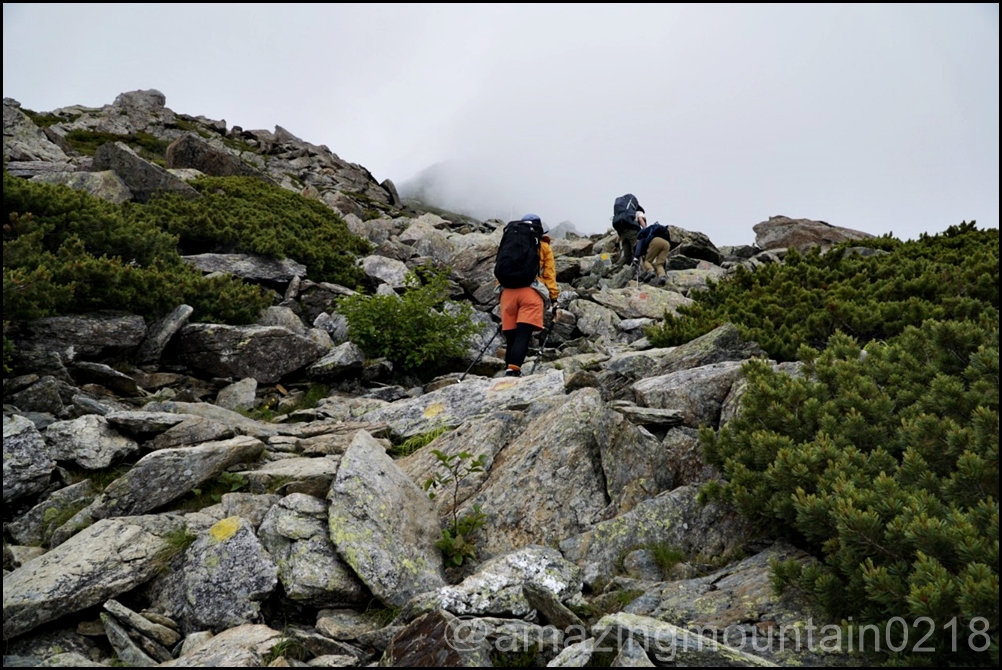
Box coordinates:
[460,324,501,382]
[530,305,559,375]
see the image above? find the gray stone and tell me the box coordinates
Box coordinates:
[328,431,446,608]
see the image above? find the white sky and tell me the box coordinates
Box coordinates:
[4,3,998,246]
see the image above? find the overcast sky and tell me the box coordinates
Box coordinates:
[4,3,998,245]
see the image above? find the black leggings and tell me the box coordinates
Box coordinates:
[504,323,537,369]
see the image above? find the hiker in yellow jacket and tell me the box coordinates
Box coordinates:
[499,214,559,377]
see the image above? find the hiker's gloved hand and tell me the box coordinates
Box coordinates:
[544,304,557,330]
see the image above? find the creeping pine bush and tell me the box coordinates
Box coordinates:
[701,317,999,666]
[137,175,372,288]
[335,265,484,379]
[646,223,998,361]
[3,171,271,326]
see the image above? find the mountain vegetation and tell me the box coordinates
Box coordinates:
[3,90,997,666]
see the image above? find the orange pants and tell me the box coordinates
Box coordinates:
[500,286,544,331]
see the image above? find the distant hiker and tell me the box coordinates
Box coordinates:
[632,221,672,283]
[611,193,646,267]
[493,214,559,377]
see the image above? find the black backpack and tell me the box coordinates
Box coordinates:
[612,193,645,234]
[494,219,544,289]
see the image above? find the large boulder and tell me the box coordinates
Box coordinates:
[753,215,873,252]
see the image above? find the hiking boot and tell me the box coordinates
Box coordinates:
[504,368,522,377]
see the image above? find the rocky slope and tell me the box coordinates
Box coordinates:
[2,90,878,667]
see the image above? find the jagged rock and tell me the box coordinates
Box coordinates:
[136,304,194,366]
[523,581,585,631]
[558,485,749,589]
[405,545,582,619]
[624,543,849,666]
[30,170,133,204]
[608,402,685,430]
[69,362,142,397]
[632,361,746,430]
[145,416,235,451]
[43,414,139,470]
[6,377,68,420]
[100,612,158,666]
[398,409,521,520]
[104,599,181,648]
[181,253,307,284]
[659,265,728,296]
[240,456,340,499]
[328,431,446,608]
[2,626,104,665]
[653,323,765,377]
[568,299,622,341]
[591,612,778,667]
[547,638,596,667]
[7,480,97,547]
[379,609,492,668]
[450,389,670,557]
[297,282,357,325]
[662,426,720,488]
[361,255,410,290]
[753,215,874,253]
[142,400,277,438]
[160,624,282,667]
[610,636,657,666]
[178,324,328,384]
[3,414,56,503]
[312,312,350,345]
[102,410,192,437]
[400,220,458,265]
[165,133,267,180]
[2,99,70,162]
[258,493,369,608]
[257,305,308,335]
[215,378,258,412]
[6,545,46,570]
[361,369,566,441]
[307,342,366,380]
[315,609,385,642]
[590,286,693,320]
[92,141,199,203]
[79,435,265,521]
[158,517,279,634]
[3,514,187,639]
[15,313,148,363]
[668,227,724,266]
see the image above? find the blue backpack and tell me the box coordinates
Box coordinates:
[634,222,672,258]
[612,194,645,234]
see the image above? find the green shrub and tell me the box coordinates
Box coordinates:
[138,175,372,287]
[3,172,272,326]
[424,449,489,567]
[390,425,452,458]
[646,223,998,361]
[20,109,79,128]
[701,317,999,665]
[63,129,170,161]
[335,265,484,379]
